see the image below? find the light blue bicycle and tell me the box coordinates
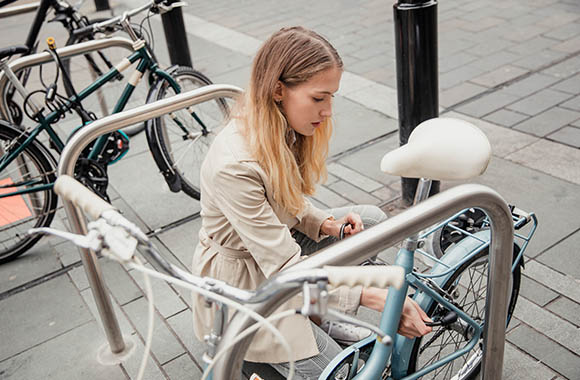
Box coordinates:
[316,118,537,380]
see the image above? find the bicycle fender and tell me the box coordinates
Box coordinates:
[144,73,182,193]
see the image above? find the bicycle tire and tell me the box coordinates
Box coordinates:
[0,121,58,263]
[63,18,150,137]
[149,66,230,199]
[406,245,521,379]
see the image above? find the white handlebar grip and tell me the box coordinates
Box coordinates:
[54,175,116,219]
[324,265,405,289]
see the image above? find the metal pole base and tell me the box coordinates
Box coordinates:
[97,336,137,365]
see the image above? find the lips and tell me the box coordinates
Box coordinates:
[311,121,322,127]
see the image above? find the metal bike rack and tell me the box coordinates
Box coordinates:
[215,184,515,380]
[56,82,512,377]
[56,84,243,361]
[0,37,136,121]
[0,2,40,18]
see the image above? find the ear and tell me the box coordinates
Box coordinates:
[273,81,284,102]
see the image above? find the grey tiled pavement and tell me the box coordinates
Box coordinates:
[1,0,580,379]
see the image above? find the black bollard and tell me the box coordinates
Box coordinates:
[94,0,110,11]
[393,0,440,206]
[161,0,193,67]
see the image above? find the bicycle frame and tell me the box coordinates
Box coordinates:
[318,208,537,380]
[0,36,178,200]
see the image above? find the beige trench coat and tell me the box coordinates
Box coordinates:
[192,120,362,363]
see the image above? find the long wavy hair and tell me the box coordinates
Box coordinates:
[234,26,343,216]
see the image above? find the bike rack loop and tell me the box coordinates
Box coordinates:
[0,37,136,121]
[215,184,515,380]
[56,84,243,359]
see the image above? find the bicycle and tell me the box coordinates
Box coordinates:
[0,0,231,263]
[0,0,155,135]
[35,117,537,380]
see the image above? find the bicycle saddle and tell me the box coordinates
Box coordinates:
[380,118,491,180]
[0,45,29,61]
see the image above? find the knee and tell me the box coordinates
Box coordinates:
[360,205,387,227]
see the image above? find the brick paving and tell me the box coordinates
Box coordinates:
[0,0,579,379]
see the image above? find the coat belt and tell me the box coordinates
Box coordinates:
[200,229,252,259]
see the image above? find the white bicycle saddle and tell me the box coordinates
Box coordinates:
[380,118,491,180]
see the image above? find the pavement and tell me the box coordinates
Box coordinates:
[1,0,579,379]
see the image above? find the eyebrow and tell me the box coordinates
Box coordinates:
[315,90,336,95]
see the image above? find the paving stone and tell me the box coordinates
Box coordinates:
[0,322,126,380]
[507,323,580,380]
[440,65,486,91]
[525,260,580,305]
[546,296,580,327]
[371,186,398,204]
[513,107,580,137]
[123,297,186,365]
[328,180,381,206]
[439,82,488,108]
[166,309,206,368]
[331,96,398,155]
[512,49,568,71]
[108,150,201,231]
[543,21,580,40]
[163,353,203,380]
[312,185,351,208]
[439,51,479,73]
[560,95,580,111]
[455,89,519,118]
[155,220,202,270]
[536,12,580,28]
[508,36,563,55]
[470,65,528,88]
[505,138,580,185]
[483,109,529,127]
[513,296,580,354]
[519,274,558,306]
[502,341,560,380]
[548,126,580,148]
[502,73,562,97]
[536,229,580,279]
[130,263,188,319]
[459,16,504,32]
[507,89,573,116]
[0,276,93,361]
[120,332,166,380]
[465,36,514,57]
[553,34,580,53]
[337,134,400,186]
[0,241,61,294]
[327,162,384,193]
[543,55,580,78]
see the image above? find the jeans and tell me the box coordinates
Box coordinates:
[269,204,388,380]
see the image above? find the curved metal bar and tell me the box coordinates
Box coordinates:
[0,37,135,120]
[0,2,40,18]
[214,184,514,380]
[57,84,242,357]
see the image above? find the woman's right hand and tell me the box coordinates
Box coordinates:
[360,287,432,338]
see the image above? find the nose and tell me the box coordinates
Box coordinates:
[320,103,332,118]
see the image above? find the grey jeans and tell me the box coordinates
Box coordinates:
[267,204,387,380]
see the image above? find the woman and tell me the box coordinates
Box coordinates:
[192,26,431,379]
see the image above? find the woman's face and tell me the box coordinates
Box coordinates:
[278,66,342,137]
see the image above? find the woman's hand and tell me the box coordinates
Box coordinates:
[320,212,364,238]
[360,287,432,338]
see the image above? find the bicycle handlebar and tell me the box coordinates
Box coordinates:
[54,175,115,219]
[324,265,404,289]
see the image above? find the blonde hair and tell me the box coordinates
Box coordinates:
[235,26,343,216]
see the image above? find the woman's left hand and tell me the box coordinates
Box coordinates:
[321,212,364,238]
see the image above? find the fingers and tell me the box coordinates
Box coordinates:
[398,298,433,338]
[343,213,364,236]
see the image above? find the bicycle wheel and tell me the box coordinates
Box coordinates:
[63,18,151,136]
[149,66,230,199]
[0,122,58,263]
[407,246,521,379]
